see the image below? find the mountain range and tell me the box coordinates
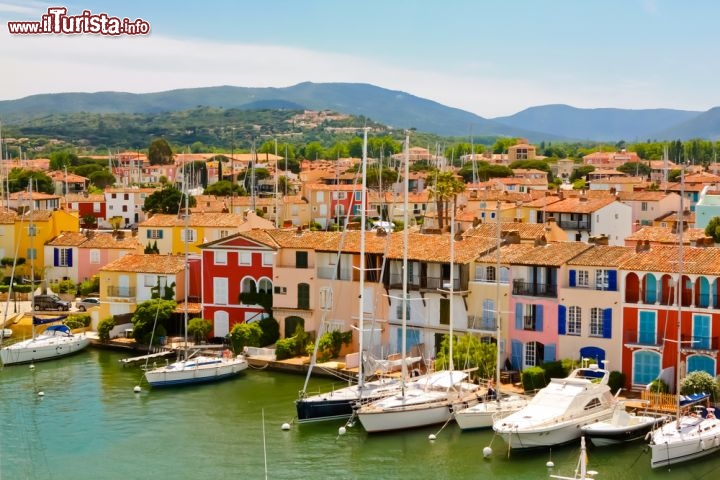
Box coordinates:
[0,82,717,142]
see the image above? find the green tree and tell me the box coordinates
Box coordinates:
[88,170,116,189]
[131,298,177,343]
[204,180,245,197]
[302,141,325,161]
[616,162,651,177]
[434,334,496,380]
[570,165,595,182]
[143,185,196,214]
[49,151,79,170]
[7,168,54,193]
[148,138,174,165]
[428,171,465,230]
[187,317,213,344]
[705,217,720,243]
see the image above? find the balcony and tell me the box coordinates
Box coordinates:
[681,334,719,351]
[106,286,136,298]
[468,316,497,331]
[512,280,557,297]
[623,330,661,347]
[558,220,589,230]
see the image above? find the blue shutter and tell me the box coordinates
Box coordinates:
[569,270,576,287]
[511,340,523,370]
[608,270,617,291]
[602,308,612,338]
[558,305,566,335]
[53,248,59,267]
[158,229,163,239]
[544,343,556,362]
[536,304,544,332]
[67,249,73,267]
[515,303,523,330]
[146,229,151,239]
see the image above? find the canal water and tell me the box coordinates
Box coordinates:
[1,348,718,479]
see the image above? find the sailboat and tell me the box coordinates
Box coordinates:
[295,129,408,423]
[648,167,720,468]
[144,174,247,387]
[549,436,598,480]
[0,183,89,366]
[454,204,529,430]
[356,142,480,433]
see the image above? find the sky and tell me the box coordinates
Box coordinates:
[0,0,718,118]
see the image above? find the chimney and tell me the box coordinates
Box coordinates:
[635,239,651,253]
[589,234,609,246]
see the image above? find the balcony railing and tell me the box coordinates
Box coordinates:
[468,316,497,331]
[512,280,557,297]
[681,334,719,351]
[106,286,136,298]
[624,330,661,346]
[558,220,589,230]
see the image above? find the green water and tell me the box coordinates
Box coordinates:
[1,349,718,479]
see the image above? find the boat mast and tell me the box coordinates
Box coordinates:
[400,132,410,393]
[183,166,189,360]
[358,128,368,390]
[448,185,455,374]
[494,198,502,392]
[29,181,36,338]
[675,163,686,425]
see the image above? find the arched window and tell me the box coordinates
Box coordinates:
[687,354,715,376]
[258,278,272,294]
[241,277,257,294]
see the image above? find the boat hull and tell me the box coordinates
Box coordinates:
[650,416,720,468]
[454,396,528,431]
[358,399,455,433]
[0,335,90,365]
[296,380,403,423]
[582,414,665,447]
[145,356,248,387]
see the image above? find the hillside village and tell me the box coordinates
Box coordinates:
[4,136,720,393]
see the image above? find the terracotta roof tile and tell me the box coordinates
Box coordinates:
[625,226,709,244]
[567,245,636,267]
[80,232,143,250]
[99,254,187,274]
[47,231,88,246]
[509,242,593,266]
[140,213,244,228]
[618,245,720,275]
[544,197,616,214]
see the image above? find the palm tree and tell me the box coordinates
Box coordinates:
[428,171,465,230]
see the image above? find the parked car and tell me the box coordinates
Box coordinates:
[33,294,71,311]
[76,297,101,311]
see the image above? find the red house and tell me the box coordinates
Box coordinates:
[63,193,106,227]
[199,233,277,338]
[621,244,720,392]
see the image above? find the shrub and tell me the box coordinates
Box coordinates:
[13,284,31,293]
[229,322,263,352]
[316,330,352,362]
[275,337,297,360]
[258,316,280,346]
[187,317,213,344]
[609,370,626,394]
[680,370,719,402]
[140,324,167,346]
[649,378,669,393]
[97,317,116,342]
[64,313,91,330]
[54,279,77,295]
[521,366,547,392]
[79,277,100,296]
[541,360,567,380]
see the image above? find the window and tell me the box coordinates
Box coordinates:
[54,248,72,267]
[274,286,287,294]
[213,277,228,304]
[568,306,581,335]
[396,298,411,321]
[124,194,129,200]
[485,266,496,282]
[354,191,361,201]
[122,205,128,212]
[90,249,100,264]
[596,270,609,290]
[641,202,648,212]
[111,193,117,199]
[332,191,347,200]
[27,248,37,260]
[590,308,603,336]
[182,229,196,242]
[297,283,310,309]
[219,230,230,238]
[239,252,252,265]
[262,252,273,266]
[214,250,227,265]
[632,350,661,385]
[523,304,536,330]
[296,251,308,269]
[93,202,101,212]
[319,286,333,310]
[241,277,256,294]
[258,278,272,295]
[28,225,36,236]
[577,270,589,287]
[638,310,657,344]
[147,229,163,239]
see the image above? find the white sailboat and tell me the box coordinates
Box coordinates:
[295,128,408,423]
[648,167,720,468]
[549,436,598,480]
[357,140,480,433]
[1,183,90,366]
[455,203,529,430]
[144,174,247,387]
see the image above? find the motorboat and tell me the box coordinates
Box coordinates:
[454,386,529,430]
[581,401,667,446]
[493,364,616,450]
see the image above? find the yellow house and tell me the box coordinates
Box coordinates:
[138,211,274,255]
[97,253,188,321]
[0,210,18,261]
[15,209,79,277]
